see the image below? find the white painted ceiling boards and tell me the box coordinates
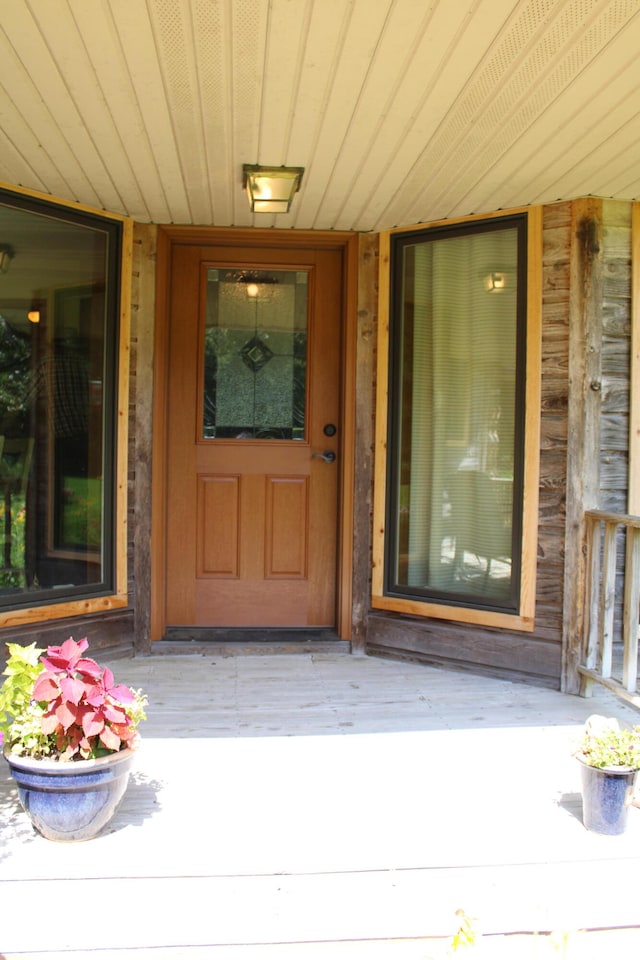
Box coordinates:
[0,0,639,231]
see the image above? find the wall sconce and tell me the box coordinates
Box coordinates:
[0,244,15,274]
[27,310,40,324]
[242,164,304,213]
[484,272,506,292]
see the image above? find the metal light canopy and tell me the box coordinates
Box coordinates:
[243,164,304,214]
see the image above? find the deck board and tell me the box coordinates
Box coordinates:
[1,652,639,957]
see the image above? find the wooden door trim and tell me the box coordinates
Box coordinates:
[151,226,358,642]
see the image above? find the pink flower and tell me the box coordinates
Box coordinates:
[32,637,142,760]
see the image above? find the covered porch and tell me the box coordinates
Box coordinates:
[1,650,639,958]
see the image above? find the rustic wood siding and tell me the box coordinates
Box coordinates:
[601,200,632,514]
[593,202,632,649]
[351,234,379,653]
[1,201,633,687]
[364,200,634,689]
[130,224,158,654]
[0,224,159,664]
[538,202,571,647]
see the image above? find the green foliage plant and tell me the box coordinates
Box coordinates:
[575,714,640,770]
[0,642,49,757]
[0,637,146,761]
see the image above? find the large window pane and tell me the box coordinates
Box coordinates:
[386,216,527,613]
[0,190,121,609]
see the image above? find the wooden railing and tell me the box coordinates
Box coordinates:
[578,510,640,708]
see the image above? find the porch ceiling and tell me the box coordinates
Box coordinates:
[1,0,639,231]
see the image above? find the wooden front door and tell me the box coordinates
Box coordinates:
[164,242,343,629]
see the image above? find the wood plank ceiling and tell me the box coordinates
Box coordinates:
[0,0,639,231]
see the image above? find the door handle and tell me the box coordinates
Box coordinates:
[312,450,336,463]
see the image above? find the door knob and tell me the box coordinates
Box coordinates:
[312,450,336,463]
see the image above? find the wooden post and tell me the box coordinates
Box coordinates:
[131,224,158,655]
[628,203,640,514]
[350,233,379,654]
[562,199,603,693]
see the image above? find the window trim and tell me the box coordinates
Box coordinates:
[372,207,542,631]
[0,182,132,629]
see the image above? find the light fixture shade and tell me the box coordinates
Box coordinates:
[243,164,304,213]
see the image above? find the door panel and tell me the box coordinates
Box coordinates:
[265,476,308,578]
[165,244,342,629]
[197,475,239,577]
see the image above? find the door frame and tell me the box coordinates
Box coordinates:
[150,226,359,643]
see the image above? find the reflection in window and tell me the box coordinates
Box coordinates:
[0,190,120,607]
[386,216,527,613]
[203,269,307,439]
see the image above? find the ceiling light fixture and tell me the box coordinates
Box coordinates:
[0,244,15,274]
[242,164,304,214]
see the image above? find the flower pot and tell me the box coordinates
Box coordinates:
[3,746,134,842]
[578,757,638,835]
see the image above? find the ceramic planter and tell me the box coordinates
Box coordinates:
[578,756,639,835]
[3,745,134,842]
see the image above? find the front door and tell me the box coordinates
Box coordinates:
[164,242,342,629]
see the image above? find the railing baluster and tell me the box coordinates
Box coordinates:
[622,526,640,693]
[585,516,600,673]
[578,509,640,708]
[600,520,617,679]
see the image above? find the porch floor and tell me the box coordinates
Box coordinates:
[1,649,639,959]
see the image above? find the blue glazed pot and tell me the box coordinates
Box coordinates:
[3,746,134,842]
[578,757,638,835]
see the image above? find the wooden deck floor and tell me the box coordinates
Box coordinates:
[1,650,639,958]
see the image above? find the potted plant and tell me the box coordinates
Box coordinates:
[0,636,146,842]
[575,714,640,835]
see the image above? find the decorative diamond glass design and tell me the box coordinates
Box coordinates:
[240,335,274,373]
[202,269,308,440]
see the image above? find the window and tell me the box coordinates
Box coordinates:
[0,188,130,624]
[373,210,541,630]
[202,269,308,440]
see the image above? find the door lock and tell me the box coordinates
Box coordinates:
[312,450,336,463]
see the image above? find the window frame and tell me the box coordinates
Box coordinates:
[372,207,542,631]
[0,184,132,628]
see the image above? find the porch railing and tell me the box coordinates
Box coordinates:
[578,509,640,708]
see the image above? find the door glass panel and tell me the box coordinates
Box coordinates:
[203,269,308,439]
